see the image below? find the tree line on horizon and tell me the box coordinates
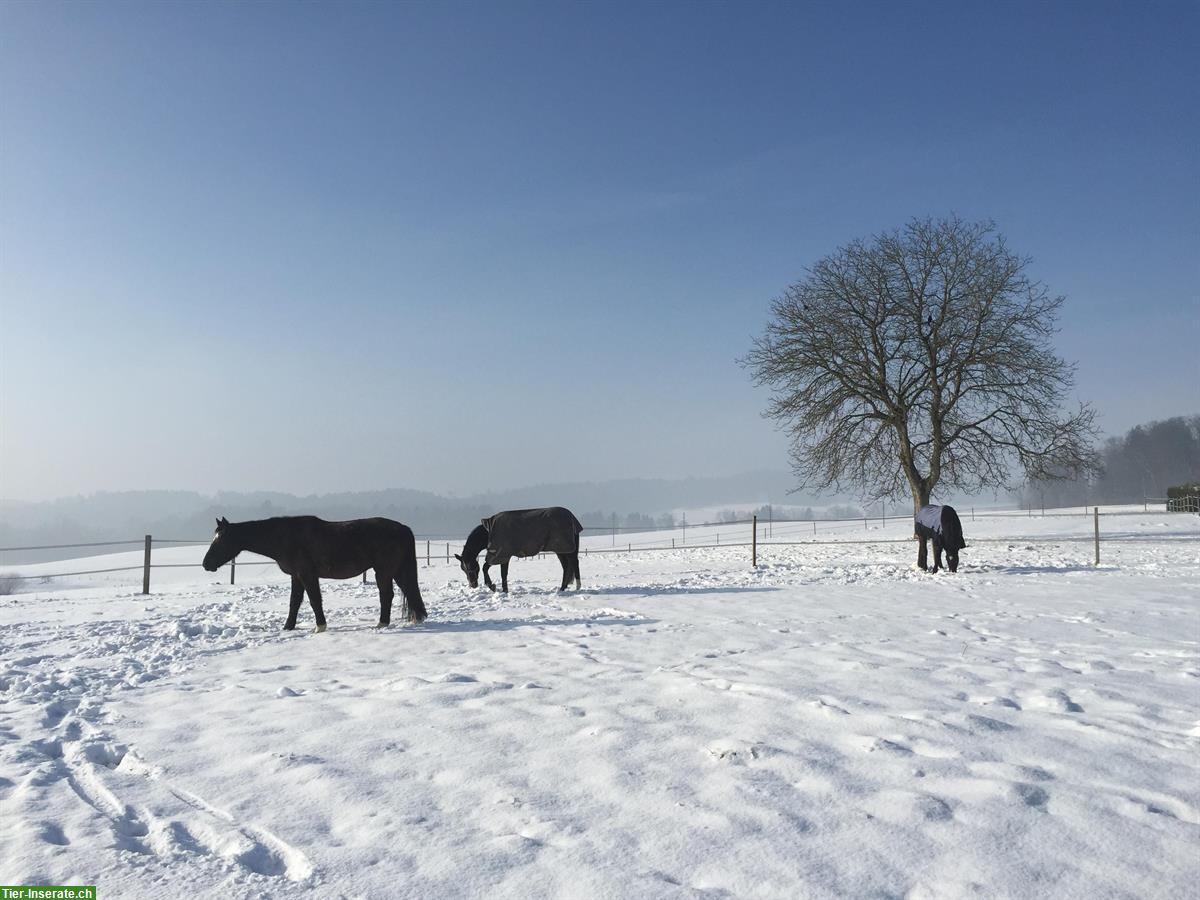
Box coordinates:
[1017,415,1200,508]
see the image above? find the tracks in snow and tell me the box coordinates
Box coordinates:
[0,587,315,888]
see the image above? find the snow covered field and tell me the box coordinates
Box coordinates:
[1,512,1197,899]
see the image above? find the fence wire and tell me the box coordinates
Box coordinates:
[0,539,146,552]
[2,505,1196,586]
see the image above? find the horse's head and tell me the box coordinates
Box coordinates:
[454,551,480,589]
[202,517,239,571]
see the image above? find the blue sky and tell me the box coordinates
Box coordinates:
[1,1,1196,501]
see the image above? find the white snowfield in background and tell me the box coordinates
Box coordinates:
[1,512,1197,899]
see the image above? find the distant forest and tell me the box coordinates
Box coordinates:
[1019,415,1200,508]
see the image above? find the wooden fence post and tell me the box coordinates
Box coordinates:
[1094,507,1100,566]
[426,539,430,567]
[142,535,151,594]
[752,514,757,568]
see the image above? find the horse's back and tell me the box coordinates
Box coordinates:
[273,515,410,542]
[340,516,413,539]
[282,516,415,576]
[485,507,581,558]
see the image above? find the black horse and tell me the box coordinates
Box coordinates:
[455,507,583,593]
[202,516,427,631]
[915,504,966,573]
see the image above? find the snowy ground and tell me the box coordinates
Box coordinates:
[1,512,1197,898]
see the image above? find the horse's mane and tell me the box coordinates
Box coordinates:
[463,523,489,557]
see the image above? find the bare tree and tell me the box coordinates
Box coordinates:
[742,216,1099,514]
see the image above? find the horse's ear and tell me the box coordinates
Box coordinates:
[453,553,462,561]
[217,516,229,529]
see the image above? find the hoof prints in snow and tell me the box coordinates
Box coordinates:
[861,790,955,824]
[0,591,316,886]
[1023,689,1085,713]
[383,672,517,701]
[9,718,314,882]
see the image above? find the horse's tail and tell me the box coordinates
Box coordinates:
[398,529,427,624]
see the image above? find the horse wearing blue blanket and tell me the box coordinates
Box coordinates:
[456,506,583,593]
[915,504,966,573]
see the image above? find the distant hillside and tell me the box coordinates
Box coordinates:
[470,471,799,515]
[0,472,803,564]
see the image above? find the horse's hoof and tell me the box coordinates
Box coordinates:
[314,624,327,633]
[376,621,391,629]
[283,624,296,631]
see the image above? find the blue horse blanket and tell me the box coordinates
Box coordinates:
[483,507,583,563]
[915,504,966,551]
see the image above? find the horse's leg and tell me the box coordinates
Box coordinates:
[556,553,570,591]
[303,575,328,632]
[284,575,304,630]
[482,561,497,592]
[375,571,394,627]
[499,560,509,594]
[573,552,581,589]
[917,536,928,571]
[931,537,943,574]
[947,550,959,573]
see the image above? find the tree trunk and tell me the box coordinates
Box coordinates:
[911,485,931,516]
[910,481,932,537]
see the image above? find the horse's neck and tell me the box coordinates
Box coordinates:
[233,521,286,561]
[464,525,488,558]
